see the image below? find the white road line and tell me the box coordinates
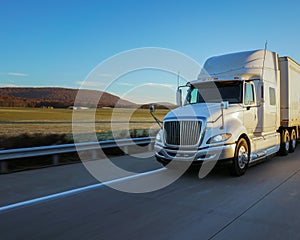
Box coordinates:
[0,168,166,213]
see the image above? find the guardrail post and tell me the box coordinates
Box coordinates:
[0,161,8,173]
[148,143,153,151]
[52,155,59,165]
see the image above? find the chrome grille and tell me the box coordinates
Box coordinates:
[164,121,202,146]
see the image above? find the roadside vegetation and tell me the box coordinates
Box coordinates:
[0,107,169,149]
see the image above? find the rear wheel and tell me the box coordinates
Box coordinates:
[289,129,297,153]
[230,138,249,176]
[279,129,290,156]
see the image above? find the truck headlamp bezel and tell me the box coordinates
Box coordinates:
[207,133,232,144]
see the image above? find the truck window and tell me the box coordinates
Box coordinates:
[190,88,199,103]
[269,87,276,105]
[186,81,243,104]
[244,83,254,105]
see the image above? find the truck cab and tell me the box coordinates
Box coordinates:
[154,50,283,176]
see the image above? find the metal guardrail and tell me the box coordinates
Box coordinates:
[0,137,155,173]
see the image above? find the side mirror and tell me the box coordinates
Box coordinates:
[176,88,182,107]
[149,104,162,128]
[221,101,229,109]
[149,105,155,113]
[220,101,229,129]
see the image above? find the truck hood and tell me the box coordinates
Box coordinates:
[164,103,242,122]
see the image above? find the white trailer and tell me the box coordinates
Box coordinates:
[279,57,300,154]
[152,50,300,176]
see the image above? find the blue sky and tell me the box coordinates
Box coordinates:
[1,0,300,103]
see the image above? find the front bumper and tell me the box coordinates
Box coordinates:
[155,143,236,165]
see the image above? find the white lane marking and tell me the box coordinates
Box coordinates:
[0,168,166,212]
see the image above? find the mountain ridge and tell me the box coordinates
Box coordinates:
[0,87,177,109]
[0,87,137,108]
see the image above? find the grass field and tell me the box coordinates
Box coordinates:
[0,107,169,123]
[0,108,170,147]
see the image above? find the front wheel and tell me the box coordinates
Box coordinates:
[230,138,249,176]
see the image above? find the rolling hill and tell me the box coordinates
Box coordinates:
[0,87,137,108]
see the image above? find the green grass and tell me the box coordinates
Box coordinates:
[0,108,169,147]
[0,108,74,122]
[0,107,169,123]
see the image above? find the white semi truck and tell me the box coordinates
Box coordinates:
[153,50,300,176]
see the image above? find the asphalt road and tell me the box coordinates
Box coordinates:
[1,148,300,240]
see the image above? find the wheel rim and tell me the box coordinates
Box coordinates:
[238,145,248,169]
[285,135,290,151]
[292,139,296,149]
[291,131,296,149]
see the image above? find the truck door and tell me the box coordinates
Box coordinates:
[244,82,258,134]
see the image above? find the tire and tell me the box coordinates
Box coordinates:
[279,129,290,156]
[289,129,297,153]
[230,138,249,176]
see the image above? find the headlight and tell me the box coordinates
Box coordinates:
[207,133,232,144]
[155,131,162,142]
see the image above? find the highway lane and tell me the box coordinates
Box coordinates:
[0,152,161,206]
[1,148,300,239]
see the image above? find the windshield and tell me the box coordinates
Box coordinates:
[185,81,243,104]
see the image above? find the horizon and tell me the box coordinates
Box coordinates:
[0,86,178,106]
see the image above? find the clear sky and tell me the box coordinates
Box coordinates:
[1,0,300,104]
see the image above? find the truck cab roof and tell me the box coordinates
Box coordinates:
[197,49,279,82]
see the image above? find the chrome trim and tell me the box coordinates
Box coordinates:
[163,119,206,148]
[249,144,280,163]
[155,143,235,162]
